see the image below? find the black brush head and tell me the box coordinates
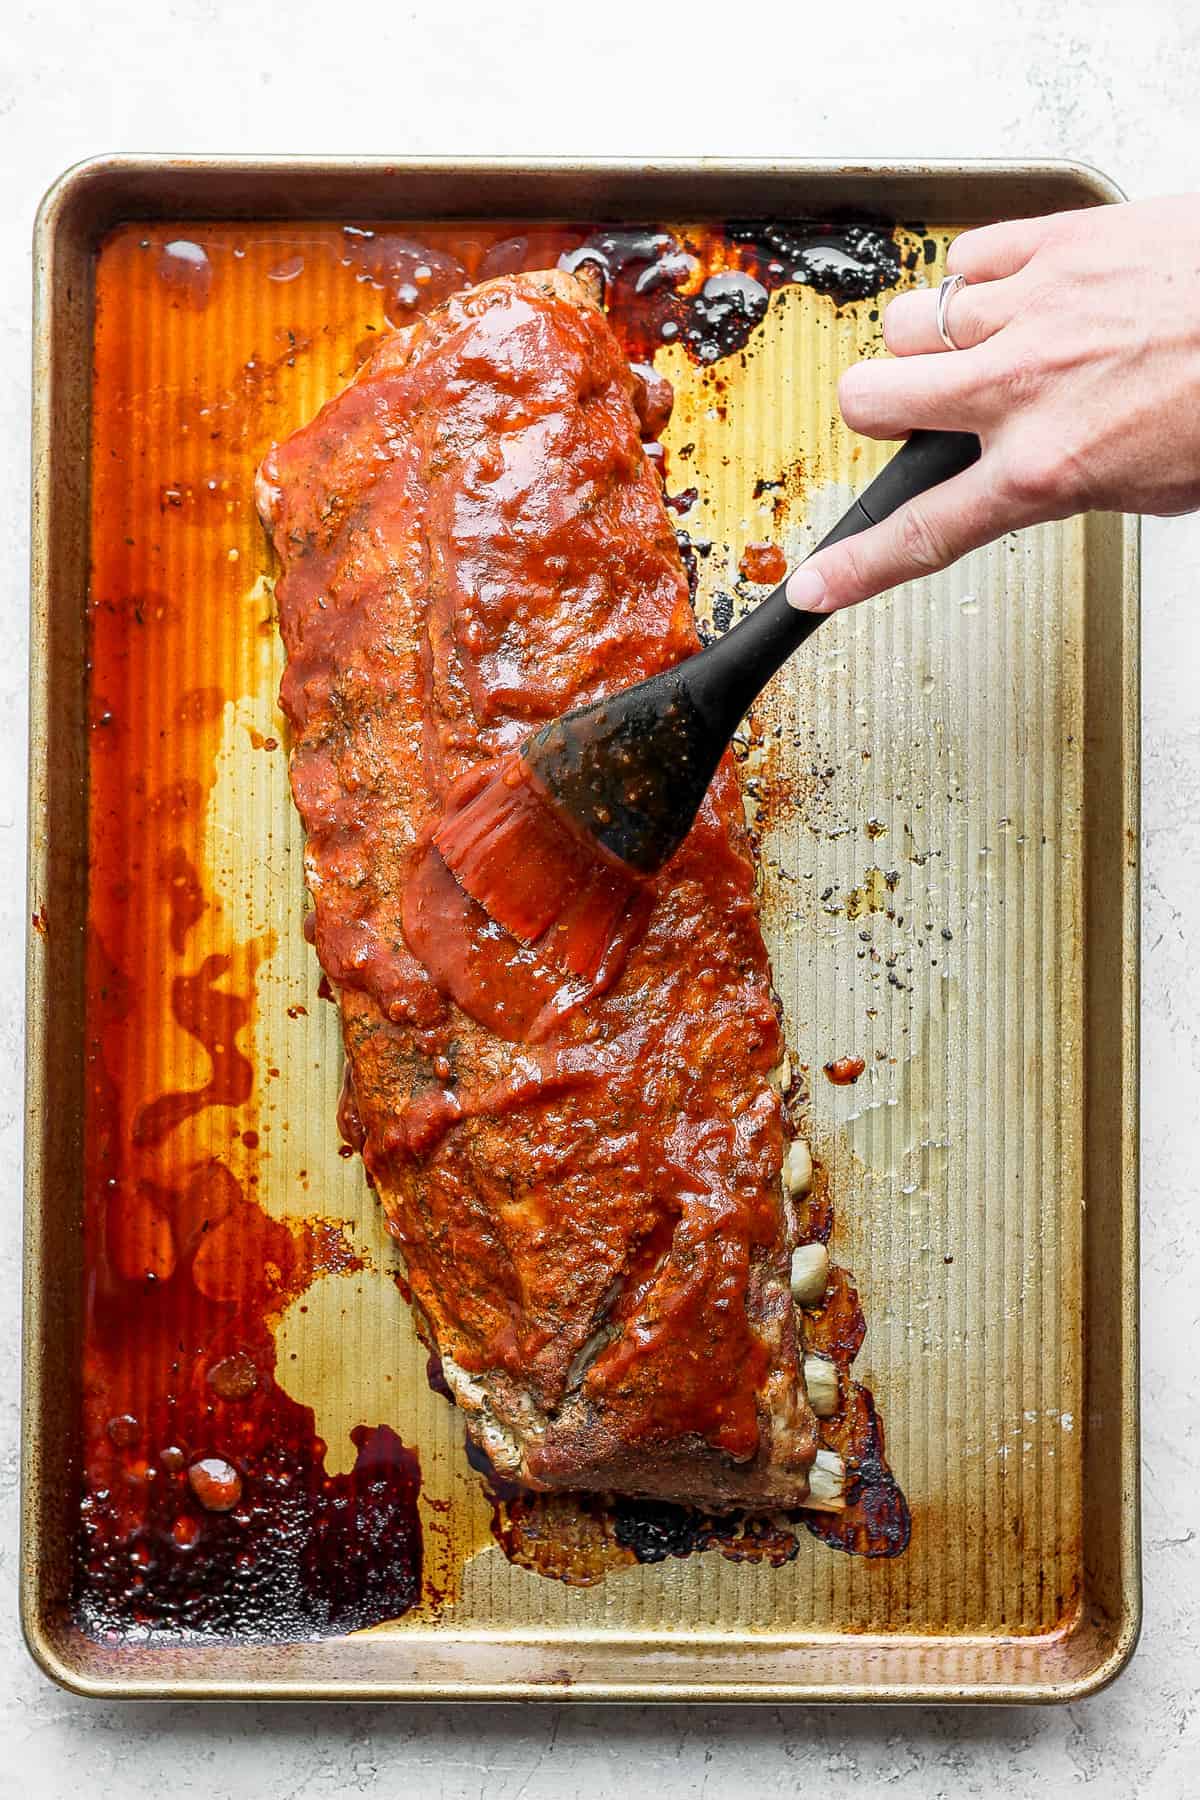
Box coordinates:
[458,429,984,887]
[520,668,727,875]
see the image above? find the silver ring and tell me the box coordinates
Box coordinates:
[935,273,968,350]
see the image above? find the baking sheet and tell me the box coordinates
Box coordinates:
[23,158,1139,1700]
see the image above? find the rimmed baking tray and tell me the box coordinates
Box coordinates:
[24,156,1139,1701]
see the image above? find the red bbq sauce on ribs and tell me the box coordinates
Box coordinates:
[73,216,911,1646]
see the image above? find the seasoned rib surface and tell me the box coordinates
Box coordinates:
[257,269,820,1509]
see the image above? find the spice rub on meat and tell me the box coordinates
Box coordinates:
[256,268,827,1511]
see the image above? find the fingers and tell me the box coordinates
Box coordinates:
[785,460,1003,615]
[946,209,1076,281]
[882,274,1018,356]
[838,349,986,440]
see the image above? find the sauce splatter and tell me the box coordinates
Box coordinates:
[824,1055,867,1086]
[738,542,788,585]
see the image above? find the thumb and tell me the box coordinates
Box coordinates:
[785,460,1003,615]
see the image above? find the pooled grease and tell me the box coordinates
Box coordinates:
[79,227,421,1643]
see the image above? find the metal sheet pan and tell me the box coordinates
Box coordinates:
[23,157,1139,1701]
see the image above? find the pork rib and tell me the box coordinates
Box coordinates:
[257,269,825,1511]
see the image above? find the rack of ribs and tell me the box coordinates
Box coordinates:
[256,267,844,1514]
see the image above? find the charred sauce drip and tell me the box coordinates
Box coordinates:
[467,1374,908,1576]
[559,217,902,367]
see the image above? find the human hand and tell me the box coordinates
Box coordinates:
[786,195,1200,614]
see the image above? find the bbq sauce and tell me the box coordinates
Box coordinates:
[824,1054,868,1086]
[269,272,791,1467]
[78,213,912,1644]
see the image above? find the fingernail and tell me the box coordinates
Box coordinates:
[786,566,827,613]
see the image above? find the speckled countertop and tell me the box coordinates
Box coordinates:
[3,2,1197,1793]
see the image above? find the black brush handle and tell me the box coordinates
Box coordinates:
[684,429,981,734]
[524,428,981,874]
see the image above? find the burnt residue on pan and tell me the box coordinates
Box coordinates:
[559,217,902,366]
[77,213,912,1639]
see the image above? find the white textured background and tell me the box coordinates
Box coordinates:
[2,1,1195,1792]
